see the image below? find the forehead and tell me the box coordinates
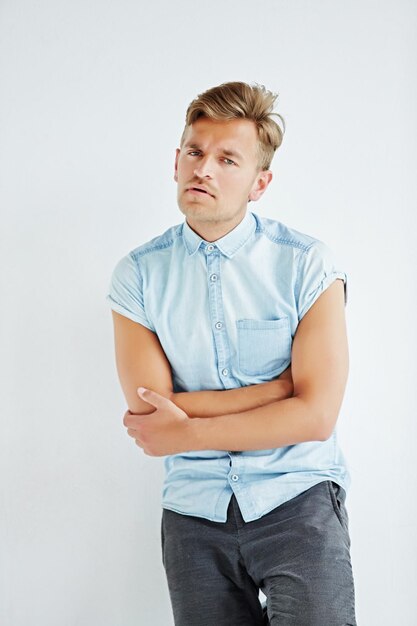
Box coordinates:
[182,117,259,157]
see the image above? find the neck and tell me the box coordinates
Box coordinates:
[186,212,247,243]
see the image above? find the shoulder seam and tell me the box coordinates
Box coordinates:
[130,226,181,260]
[294,240,328,298]
[253,213,323,252]
[256,224,312,252]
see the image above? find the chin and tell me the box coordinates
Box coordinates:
[179,203,213,217]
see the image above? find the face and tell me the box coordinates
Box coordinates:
[174,117,272,233]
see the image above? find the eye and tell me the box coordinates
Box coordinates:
[188,151,201,157]
[222,157,236,166]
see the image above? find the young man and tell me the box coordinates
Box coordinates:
[107,82,357,626]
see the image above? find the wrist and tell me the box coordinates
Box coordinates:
[186,416,209,451]
[259,380,283,404]
[272,379,293,401]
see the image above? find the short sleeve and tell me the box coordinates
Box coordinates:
[106,253,155,331]
[296,241,348,322]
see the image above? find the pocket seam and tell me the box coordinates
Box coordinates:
[161,514,165,568]
[236,318,290,331]
[327,480,345,529]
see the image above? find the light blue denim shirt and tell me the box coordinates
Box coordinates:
[107,210,351,522]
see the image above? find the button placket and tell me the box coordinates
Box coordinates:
[229,452,242,486]
[205,249,237,389]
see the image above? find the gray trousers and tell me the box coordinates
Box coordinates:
[161,480,357,625]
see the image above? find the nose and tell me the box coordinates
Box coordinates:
[193,155,213,179]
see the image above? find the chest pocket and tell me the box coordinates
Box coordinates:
[236,317,292,377]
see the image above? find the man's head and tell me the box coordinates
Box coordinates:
[181,81,285,171]
[174,81,285,237]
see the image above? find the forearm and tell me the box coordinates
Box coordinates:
[188,395,327,450]
[170,379,293,418]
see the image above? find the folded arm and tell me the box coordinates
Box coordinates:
[172,368,293,417]
[189,278,349,449]
[122,279,349,455]
[111,311,293,419]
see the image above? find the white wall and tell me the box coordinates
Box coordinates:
[1,1,416,624]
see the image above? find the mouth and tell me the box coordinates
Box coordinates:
[186,186,214,198]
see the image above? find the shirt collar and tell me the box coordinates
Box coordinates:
[181,210,257,259]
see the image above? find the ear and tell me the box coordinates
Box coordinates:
[248,170,273,202]
[174,148,180,182]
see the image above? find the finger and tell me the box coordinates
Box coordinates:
[137,387,171,409]
[123,412,134,427]
[124,413,147,428]
[127,429,144,448]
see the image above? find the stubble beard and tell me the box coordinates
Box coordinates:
[178,193,247,226]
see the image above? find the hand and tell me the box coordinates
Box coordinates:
[123,387,196,456]
[278,363,293,382]
[262,366,293,403]
[277,364,294,397]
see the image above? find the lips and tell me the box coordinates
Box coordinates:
[187,185,214,197]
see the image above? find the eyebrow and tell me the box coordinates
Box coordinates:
[184,143,244,161]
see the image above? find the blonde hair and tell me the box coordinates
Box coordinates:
[180,81,285,170]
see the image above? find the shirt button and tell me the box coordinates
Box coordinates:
[210,274,218,282]
[207,244,215,252]
[215,322,223,329]
[222,368,229,376]
[231,474,239,482]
